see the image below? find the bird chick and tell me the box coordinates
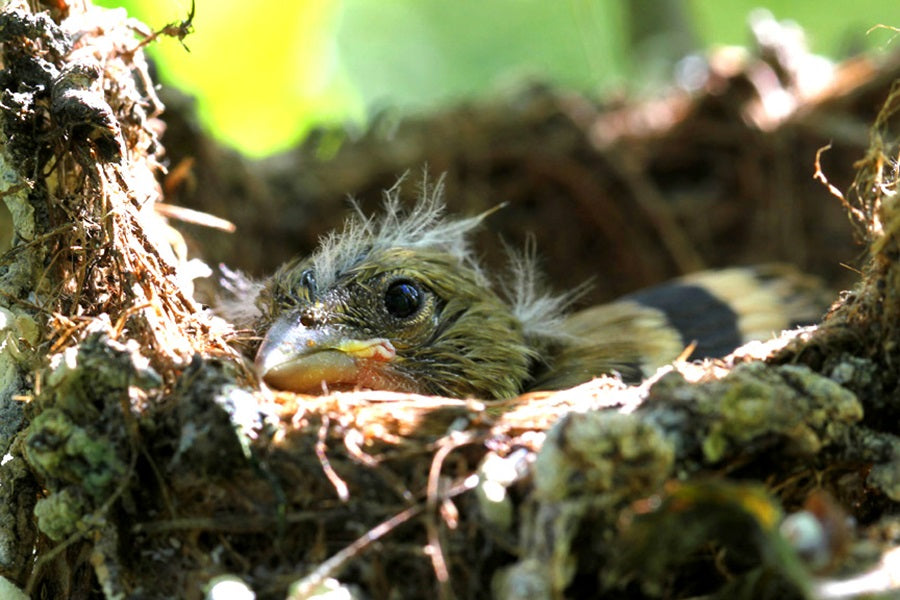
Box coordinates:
[250,184,827,399]
[252,184,551,398]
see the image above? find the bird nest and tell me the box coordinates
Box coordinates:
[1,2,900,600]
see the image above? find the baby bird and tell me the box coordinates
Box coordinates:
[250,184,826,399]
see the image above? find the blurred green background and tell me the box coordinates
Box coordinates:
[94,0,899,157]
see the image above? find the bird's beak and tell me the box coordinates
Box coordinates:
[254,312,397,393]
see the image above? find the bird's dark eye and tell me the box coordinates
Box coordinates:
[384,280,423,319]
[298,269,316,294]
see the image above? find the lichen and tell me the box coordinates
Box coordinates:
[533,411,674,502]
[868,456,900,502]
[501,410,676,596]
[32,487,88,541]
[0,452,37,582]
[644,362,863,464]
[20,333,162,550]
[24,408,127,499]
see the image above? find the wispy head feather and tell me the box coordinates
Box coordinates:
[311,175,489,290]
[216,264,267,328]
[500,236,584,346]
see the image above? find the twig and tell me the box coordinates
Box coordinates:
[316,415,349,501]
[154,202,237,233]
[814,143,857,216]
[425,431,482,599]
[128,0,195,53]
[285,475,479,600]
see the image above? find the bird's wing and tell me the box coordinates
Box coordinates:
[531,264,830,390]
[530,299,685,389]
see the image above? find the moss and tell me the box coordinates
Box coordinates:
[533,410,674,503]
[24,408,126,500]
[0,452,37,582]
[33,488,88,541]
[645,362,863,464]
[868,457,900,502]
[512,410,677,595]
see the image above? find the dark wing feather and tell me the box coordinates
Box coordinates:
[531,264,830,389]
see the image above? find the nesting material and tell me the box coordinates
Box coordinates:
[1,2,900,599]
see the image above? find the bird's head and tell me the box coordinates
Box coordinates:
[253,183,565,398]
